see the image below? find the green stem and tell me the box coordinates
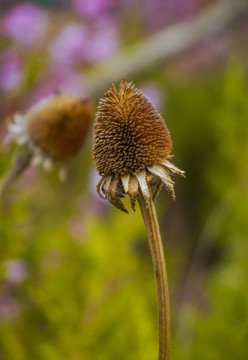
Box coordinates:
[138,191,170,360]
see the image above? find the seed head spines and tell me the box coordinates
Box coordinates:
[93,80,172,177]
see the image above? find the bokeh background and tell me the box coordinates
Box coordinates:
[1,1,248,359]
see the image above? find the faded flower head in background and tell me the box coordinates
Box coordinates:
[5,94,92,180]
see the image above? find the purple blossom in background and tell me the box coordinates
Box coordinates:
[49,24,88,67]
[86,19,119,62]
[177,37,228,74]
[3,3,47,47]
[0,50,23,91]
[0,293,18,320]
[29,67,87,105]
[72,0,117,17]
[4,259,27,284]
[144,0,197,29]
[141,82,163,110]
[56,69,87,96]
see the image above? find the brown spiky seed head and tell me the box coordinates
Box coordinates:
[93,80,172,176]
[26,95,92,161]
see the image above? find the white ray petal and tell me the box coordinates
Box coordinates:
[43,158,54,172]
[96,176,106,199]
[136,169,150,201]
[32,154,43,166]
[104,175,112,197]
[147,164,175,200]
[8,123,23,134]
[121,174,130,193]
[13,113,26,124]
[128,176,139,211]
[161,160,185,178]
[16,135,28,145]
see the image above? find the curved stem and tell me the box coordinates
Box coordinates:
[0,148,33,200]
[138,191,170,360]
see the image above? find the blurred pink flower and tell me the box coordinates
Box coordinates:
[4,259,27,284]
[3,3,47,46]
[176,36,228,74]
[72,0,117,17]
[49,24,88,67]
[144,0,197,29]
[86,20,119,62]
[0,294,18,320]
[141,82,163,110]
[0,50,23,91]
[28,67,87,105]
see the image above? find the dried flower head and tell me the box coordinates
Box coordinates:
[93,80,184,212]
[6,94,92,179]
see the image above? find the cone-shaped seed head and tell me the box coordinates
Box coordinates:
[93,80,172,176]
[26,95,92,161]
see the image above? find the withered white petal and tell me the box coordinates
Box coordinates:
[43,158,54,172]
[32,154,43,166]
[162,160,185,178]
[109,175,128,213]
[121,174,130,193]
[103,175,112,198]
[96,176,107,199]
[136,169,150,201]
[148,164,175,200]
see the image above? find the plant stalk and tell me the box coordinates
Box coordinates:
[0,148,33,200]
[138,191,170,360]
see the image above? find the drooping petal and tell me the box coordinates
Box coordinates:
[43,158,54,172]
[153,180,164,201]
[103,175,112,198]
[16,135,28,145]
[32,154,43,166]
[147,164,175,200]
[109,175,128,213]
[136,169,150,201]
[121,174,130,193]
[13,113,25,125]
[146,171,155,183]
[128,175,139,211]
[96,176,107,199]
[162,160,185,178]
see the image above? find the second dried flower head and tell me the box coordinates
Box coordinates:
[93,80,184,212]
[5,94,92,179]
[0,94,92,199]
